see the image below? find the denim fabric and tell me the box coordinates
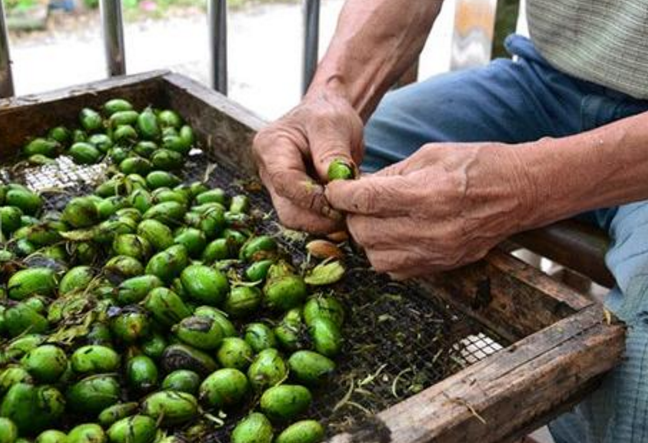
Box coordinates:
[363,34,648,443]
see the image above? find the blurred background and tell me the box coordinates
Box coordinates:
[4,0,458,120]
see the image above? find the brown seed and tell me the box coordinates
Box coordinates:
[306,240,343,259]
[326,231,349,242]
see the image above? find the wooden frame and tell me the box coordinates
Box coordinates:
[0,72,625,443]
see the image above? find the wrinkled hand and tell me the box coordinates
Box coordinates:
[253,92,364,233]
[326,143,537,278]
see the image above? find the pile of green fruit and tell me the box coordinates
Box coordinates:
[0,99,347,443]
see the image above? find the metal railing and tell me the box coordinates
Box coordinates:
[0,0,320,99]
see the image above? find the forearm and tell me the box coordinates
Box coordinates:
[518,111,648,228]
[306,0,444,120]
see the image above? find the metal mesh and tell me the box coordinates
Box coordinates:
[0,150,507,436]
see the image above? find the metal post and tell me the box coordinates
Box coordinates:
[0,0,15,98]
[301,0,319,95]
[208,0,228,95]
[100,0,126,77]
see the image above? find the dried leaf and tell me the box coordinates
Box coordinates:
[60,228,97,241]
[304,260,345,286]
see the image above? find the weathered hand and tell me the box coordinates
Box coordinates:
[325,143,537,278]
[252,92,364,233]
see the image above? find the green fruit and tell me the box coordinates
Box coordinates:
[179,126,195,149]
[27,154,56,165]
[66,374,121,415]
[199,368,249,409]
[174,315,224,351]
[5,189,42,216]
[173,227,206,258]
[0,418,17,443]
[201,238,233,263]
[162,370,201,394]
[327,158,355,180]
[88,133,114,153]
[274,308,307,352]
[260,384,312,422]
[287,351,335,386]
[216,337,253,371]
[224,286,262,318]
[145,244,189,284]
[152,188,189,206]
[161,136,190,156]
[247,349,287,391]
[80,108,103,132]
[303,295,345,327]
[113,125,138,144]
[229,195,249,214]
[96,217,138,245]
[180,265,229,306]
[67,424,106,443]
[158,110,182,128]
[4,335,45,360]
[73,129,88,143]
[231,413,273,443]
[150,149,183,171]
[160,344,218,376]
[104,99,133,115]
[48,125,71,144]
[98,402,139,428]
[21,345,67,383]
[119,157,152,176]
[115,275,163,305]
[8,268,56,300]
[23,138,59,158]
[143,201,186,225]
[240,236,277,262]
[62,196,100,228]
[112,234,152,261]
[309,317,342,357]
[23,221,65,246]
[87,323,113,346]
[109,111,139,127]
[245,260,274,281]
[34,430,67,443]
[244,323,277,353]
[275,420,324,443]
[59,266,94,294]
[0,384,37,434]
[195,189,227,205]
[0,206,23,234]
[108,146,128,164]
[141,333,167,359]
[110,307,151,343]
[0,367,33,395]
[104,255,144,282]
[141,391,198,427]
[71,345,120,375]
[264,275,308,312]
[137,108,160,140]
[197,207,226,239]
[144,287,192,328]
[106,415,157,443]
[69,142,102,164]
[4,304,49,337]
[128,189,153,214]
[127,355,159,392]
[133,141,158,158]
[193,306,237,337]
[96,197,127,219]
[146,171,181,190]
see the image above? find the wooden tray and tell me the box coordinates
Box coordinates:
[0,71,625,443]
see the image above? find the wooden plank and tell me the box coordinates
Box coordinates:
[421,249,594,342]
[161,73,265,176]
[329,304,625,443]
[0,70,169,159]
[512,220,614,288]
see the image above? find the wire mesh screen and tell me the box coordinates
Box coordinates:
[0,150,507,436]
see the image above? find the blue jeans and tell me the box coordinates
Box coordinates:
[364,34,648,443]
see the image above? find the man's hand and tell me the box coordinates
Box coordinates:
[325,143,538,278]
[253,92,364,233]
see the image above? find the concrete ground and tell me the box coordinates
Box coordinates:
[7,1,554,440]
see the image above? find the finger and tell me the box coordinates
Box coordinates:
[269,187,342,234]
[259,138,341,221]
[325,174,419,216]
[308,103,364,181]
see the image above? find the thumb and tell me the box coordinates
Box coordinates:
[325,174,412,217]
